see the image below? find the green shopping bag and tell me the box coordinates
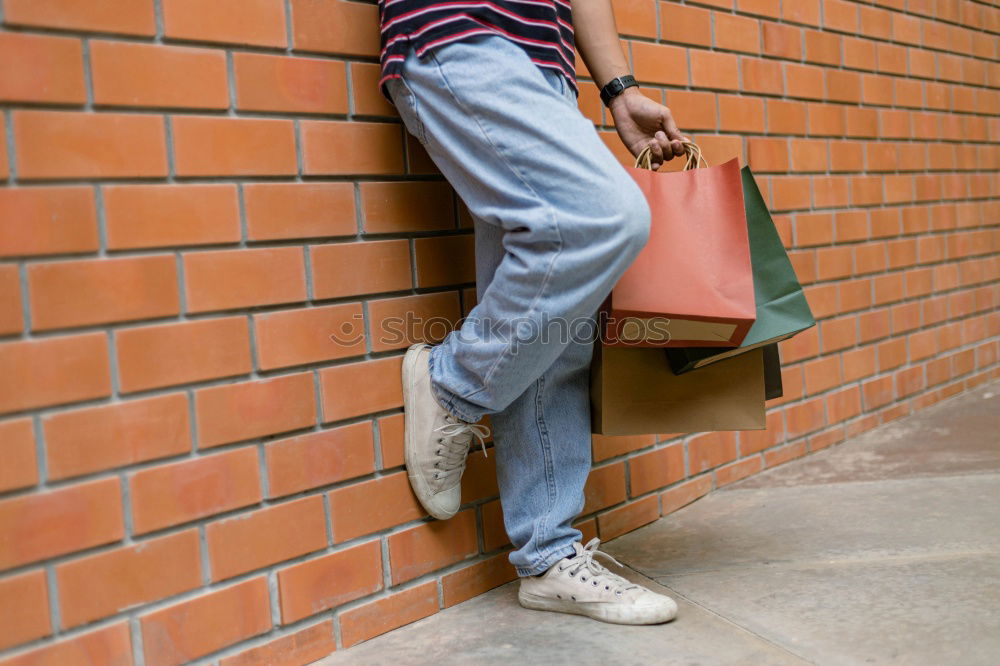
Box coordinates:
[667,167,815,374]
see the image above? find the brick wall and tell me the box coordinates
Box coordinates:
[0,0,997,663]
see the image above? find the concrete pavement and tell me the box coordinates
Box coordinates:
[313,379,1000,665]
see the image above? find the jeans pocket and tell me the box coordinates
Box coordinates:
[387,75,430,148]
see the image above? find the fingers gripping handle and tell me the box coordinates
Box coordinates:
[634,140,708,172]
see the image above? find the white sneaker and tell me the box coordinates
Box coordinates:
[402,343,489,520]
[518,538,678,625]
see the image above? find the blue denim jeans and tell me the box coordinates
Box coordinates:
[386,34,651,576]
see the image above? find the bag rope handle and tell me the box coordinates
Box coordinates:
[634,140,708,171]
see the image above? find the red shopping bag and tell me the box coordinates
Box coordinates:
[603,142,756,348]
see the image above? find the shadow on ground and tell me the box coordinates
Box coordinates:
[313,380,1000,666]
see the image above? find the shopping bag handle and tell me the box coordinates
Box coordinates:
[634,140,708,171]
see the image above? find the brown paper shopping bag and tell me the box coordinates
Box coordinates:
[590,343,766,436]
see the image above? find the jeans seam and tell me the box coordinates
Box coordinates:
[428,42,565,393]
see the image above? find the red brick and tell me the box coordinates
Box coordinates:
[219,621,335,666]
[823,0,858,32]
[290,0,380,57]
[664,90,717,131]
[328,471,425,542]
[747,137,789,172]
[57,530,200,629]
[718,94,765,133]
[738,0,780,17]
[628,444,684,496]
[0,187,97,258]
[339,581,438,648]
[763,440,808,468]
[714,12,760,53]
[841,346,874,384]
[805,29,841,66]
[207,496,327,581]
[790,138,828,172]
[311,239,412,299]
[583,461,627,514]
[44,393,190,481]
[661,475,713,514]
[184,246,306,313]
[782,0,820,24]
[716,456,763,487]
[763,22,801,59]
[415,235,476,288]
[172,116,297,177]
[0,333,111,415]
[598,495,660,540]
[140,577,271,666]
[690,50,740,90]
[659,3,711,46]
[688,431,738,472]
[277,540,383,623]
[266,422,374,498]
[163,0,286,47]
[767,99,807,134]
[195,372,315,448]
[785,396,826,437]
[116,317,251,393]
[320,356,402,422]
[0,419,37,493]
[785,63,825,100]
[235,52,348,114]
[826,385,861,423]
[29,255,178,331]
[592,433,655,462]
[245,182,356,241]
[4,0,155,35]
[378,414,405,469]
[368,292,461,353]
[0,33,85,104]
[104,184,240,250]
[255,303,366,370]
[771,175,812,211]
[361,181,456,234]
[0,570,50,650]
[301,121,405,175]
[129,447,261,534]
[742,57,783,95]
[388,509,478,584]
[612,0,657,38]
[14,110,167,180]
[631,41,688,86]
[351,62,399,117]
[804,355,842,394]
[442,551,517,608]
[0,623,132,666]
[0,477,123,570]
[862,375,894,409]
[91,41,228,109]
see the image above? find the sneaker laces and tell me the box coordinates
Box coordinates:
[432,414,490,483]
[561,538,640,595]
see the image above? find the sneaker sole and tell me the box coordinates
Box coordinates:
[402,346,455,521]
[518,591,677,625]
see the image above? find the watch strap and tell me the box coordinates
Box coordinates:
[599,74,638,107]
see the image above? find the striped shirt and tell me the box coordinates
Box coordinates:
[377,0,578,101]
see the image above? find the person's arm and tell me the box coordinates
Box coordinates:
[573,0,686,169]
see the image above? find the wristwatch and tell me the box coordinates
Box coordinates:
[599,74,638,107]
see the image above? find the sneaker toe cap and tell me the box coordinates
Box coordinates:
[422,484,461,520]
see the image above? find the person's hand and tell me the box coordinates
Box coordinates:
[609,88,688,170]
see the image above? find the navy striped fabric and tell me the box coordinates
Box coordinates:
[377,0,578,101]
